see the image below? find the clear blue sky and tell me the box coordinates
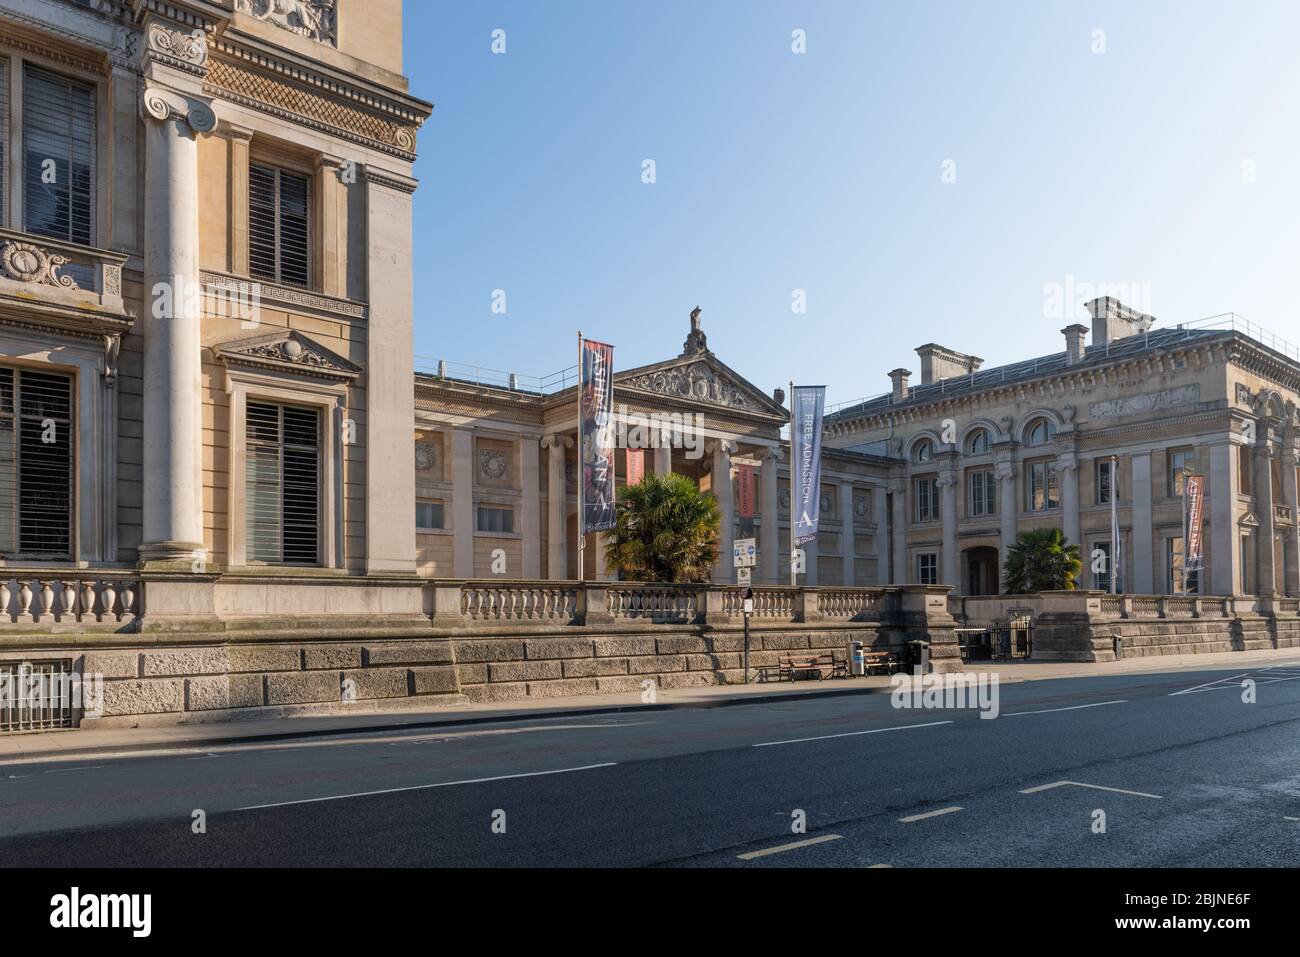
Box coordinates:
[403,0,1300,408]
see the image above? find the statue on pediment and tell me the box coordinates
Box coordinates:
[683,305,709,355]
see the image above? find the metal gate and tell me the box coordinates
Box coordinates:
[0,660,74,732]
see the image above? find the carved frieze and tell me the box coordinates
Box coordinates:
[415,442,439,472]
[0,241,77,289]
[236,0,338,46]
[1088,384,1199,420]
[479,448,509,481]
[623,361,767,413]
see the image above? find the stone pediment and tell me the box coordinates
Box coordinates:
[615,353,787,419]
[213,330,360,381]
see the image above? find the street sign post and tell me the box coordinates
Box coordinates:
[733,537,756,568]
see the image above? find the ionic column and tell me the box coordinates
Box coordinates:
[137,29,217,565]
[873,484,890,585]
[890,481,907,583]
[997,462,1016,585]
[710,440,736,582]
[839,482,856,587]
[1284,422,1300,597]
[542,434,573,580]
[1131,452,1154,593]
[1255,439,1277,597]
[520,435,541,579]
[1058,453,1081,550]
[760,447,781,584]
[654,443,672,476]
[1209,441,1241,596]
[451,429,474,577]
[938,470,958,589]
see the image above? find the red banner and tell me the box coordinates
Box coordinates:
[626,448,645,487]
[1185,473,1205,571]
[737,464,756,518]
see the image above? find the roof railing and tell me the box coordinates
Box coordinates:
[415,357,579,394]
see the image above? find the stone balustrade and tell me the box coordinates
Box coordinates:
[0,573,142,627]
[461,583,578,623]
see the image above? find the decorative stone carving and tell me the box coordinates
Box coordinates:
[624,360,766,413]
[103,334,121,386]
[479,449,508,481]
[779,488,791,509]
[853,494,870,518]
[236,0,338,46]
[214,330,361,380]
[0,241,77,289]
[1236,383,1254,406]
[415,442,439,472]
[683,305,708,355]
[144,23,208,74]
[1088,384,1199,420]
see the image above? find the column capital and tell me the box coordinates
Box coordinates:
[140,83,217,136]
[1055,452,1079,472]
[141,20,209,78]
[540,433,574,450]
[887,481,906,495]
[762,446,784,462]
[995,462,1016,481]
[707,438,737,456]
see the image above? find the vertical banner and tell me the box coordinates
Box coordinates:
[737,464,756,518]
[626,448,645,487]
[791,385,826,546]
[580,339,616,533]
[1185,473,1205,574]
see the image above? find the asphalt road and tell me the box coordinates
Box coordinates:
[3,659,1300,867]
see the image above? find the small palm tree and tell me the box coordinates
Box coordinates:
[1002,527,1082,593]
[602,472,720,582]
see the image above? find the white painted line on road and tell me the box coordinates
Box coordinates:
[1284,816,1300,822]
[236,762,617,811]
[1020,780,1162,799]
[752,720,954,748]
[40,765,104,774]
[737,834,843,860]
[898,806,963,823]
[1003,700,1126,716]
[1169,674,1249,696]
[867,863,892,868]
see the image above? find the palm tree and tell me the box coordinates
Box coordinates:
[1002,527,1082,593]
[602,472,720,582]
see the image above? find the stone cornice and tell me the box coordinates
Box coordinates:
[0,13,112,75]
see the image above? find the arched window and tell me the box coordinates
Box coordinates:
[1026,418,1057,446]
[966,429,989,455]
[912,438,933,463]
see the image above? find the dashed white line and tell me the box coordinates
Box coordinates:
[1003,700,1127,716]
[898,806,963,823]
[737,834,843,860]
[237,762,617,810]
[1020,780,1162,799]
[752,720,954,748]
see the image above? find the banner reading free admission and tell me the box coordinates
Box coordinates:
[580,339,616,533]
[791,385,826,546]
[1185,473,1205,572]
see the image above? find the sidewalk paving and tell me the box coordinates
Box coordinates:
[3,646,1297,764]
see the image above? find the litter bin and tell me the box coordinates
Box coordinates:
[908,639,931,674]
[1113,634,1124,660]
[848,640,865,676]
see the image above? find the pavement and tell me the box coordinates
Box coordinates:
[1,645,1294,763]
[1,648,1299,866]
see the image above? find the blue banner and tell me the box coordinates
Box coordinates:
[791,385,826,546]
[580,339,617,533]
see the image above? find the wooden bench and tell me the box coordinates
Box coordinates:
[778,654,845,681]
[862,651,900,676]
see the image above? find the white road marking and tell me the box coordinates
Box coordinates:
[752,720,954,748]
[40,765,104,774]
[1020,780,1162,799]
[1170,673,1250,695]
[867,863,893,868]
[898,806,963,823]
[1284,816,1300,822]
[1171,671,1300,694]
[236,762,617,810]
[1003,700,1126,716]
[736,834,843,860]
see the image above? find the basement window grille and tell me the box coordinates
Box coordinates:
[0,660,75,733]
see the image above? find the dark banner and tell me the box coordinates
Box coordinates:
[580,339,616,533]
[791,385,826,546]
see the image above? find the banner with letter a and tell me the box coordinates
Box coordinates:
[791,385,826,546]
[580,339,617,533]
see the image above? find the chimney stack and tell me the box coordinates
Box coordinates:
[889,368,911,402]
[1062,324,1088,365]
[1086,297,1154,348]
[915,343,984,385]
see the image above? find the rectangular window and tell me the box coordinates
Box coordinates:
[23,66,96,249]
[914,477,940,523]
[1240,535,1253,594]
[249,163,311,288]
[0,367,74,558]
[245,401,320,565]
[477,506,514,534]
[1027,460,1059,511]
[916,553,937,585]
[1169,448,1192,497]
[1167,536,1195,594]
[1238,447,1251,494]
[967,469,996,517]
[416,501,444,530]
[1092,540,1123,592]
[1096,459,1116,505]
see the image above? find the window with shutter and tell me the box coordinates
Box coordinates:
[23,66,96,252]
[0,367,74,559]
[249,162,311,288]
[245,401,320,565]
